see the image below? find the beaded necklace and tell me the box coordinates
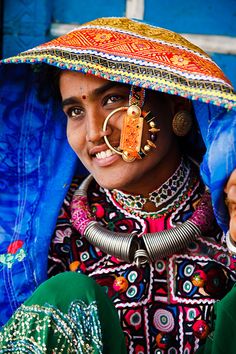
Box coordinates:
[109,158,189,211]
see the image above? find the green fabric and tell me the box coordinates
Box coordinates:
[0,272,127,353]
[197,284,236,354]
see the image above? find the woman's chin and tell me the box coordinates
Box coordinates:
[92,173,132,191]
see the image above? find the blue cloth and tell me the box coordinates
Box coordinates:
[0,62,235,326]
[193,101,236,231]
[0,65,78,326]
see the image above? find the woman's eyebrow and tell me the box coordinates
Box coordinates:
[61,82,129,108]
[62,97,80,108]
[92,81,128,97]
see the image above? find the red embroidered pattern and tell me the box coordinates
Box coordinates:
[3,18,236,110]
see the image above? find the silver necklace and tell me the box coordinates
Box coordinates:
[71,174,214,267]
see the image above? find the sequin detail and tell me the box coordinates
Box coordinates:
[0,301,103,353]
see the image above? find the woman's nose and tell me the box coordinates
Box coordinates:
[85,110,112,143]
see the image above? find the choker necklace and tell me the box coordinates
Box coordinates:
[110,158,189,211]
[71,175,214,267]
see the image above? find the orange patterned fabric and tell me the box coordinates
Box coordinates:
[2,17,236,110]
[40,27,228,83]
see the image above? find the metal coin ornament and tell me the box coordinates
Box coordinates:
[172,110,193,136]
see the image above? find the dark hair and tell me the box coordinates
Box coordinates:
[34,64,62,103]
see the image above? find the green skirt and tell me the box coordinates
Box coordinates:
[197,283,236,354]
[0,272,127,353]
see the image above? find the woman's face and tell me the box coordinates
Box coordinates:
[59,71,181,193]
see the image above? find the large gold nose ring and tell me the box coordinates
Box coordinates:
[102,105,145,162]
[102,106,126,157]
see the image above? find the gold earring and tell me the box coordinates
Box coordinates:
[172,110,193,136]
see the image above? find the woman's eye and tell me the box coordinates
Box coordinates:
[105,95,123,105]
[66,107,84,119]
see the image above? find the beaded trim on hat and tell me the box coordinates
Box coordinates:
[2,17,236,110]
[108,158,189,211]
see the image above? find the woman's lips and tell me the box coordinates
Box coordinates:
[89,143,118,155]
[89,143,121,167]
[95,148,116,159]
[92,148,121,166]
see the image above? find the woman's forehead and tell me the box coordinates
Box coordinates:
[58,70,175,108]
[59,70,130,94]
[60,70,105,82]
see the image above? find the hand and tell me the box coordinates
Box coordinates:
[224,169,236,242]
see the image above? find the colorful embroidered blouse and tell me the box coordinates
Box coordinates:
[48,160,236,354]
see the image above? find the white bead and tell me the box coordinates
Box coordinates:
[127,105,141,118]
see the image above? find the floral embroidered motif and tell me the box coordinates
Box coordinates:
[94,33,113,42]
[0,241,26,269]
[171,54,190,67]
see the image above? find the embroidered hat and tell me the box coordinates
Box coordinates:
[3,17,236,110]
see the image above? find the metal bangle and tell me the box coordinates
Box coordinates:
[226,231,236,254]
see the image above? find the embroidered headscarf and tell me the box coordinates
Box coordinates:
[0,17,236,326]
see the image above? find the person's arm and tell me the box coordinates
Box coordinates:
[197,170,236,354]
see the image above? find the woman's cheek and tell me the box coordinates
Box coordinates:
[67,121,83,148]
[66,132,78,154]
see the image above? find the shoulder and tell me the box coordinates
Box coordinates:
[58,175,88,220]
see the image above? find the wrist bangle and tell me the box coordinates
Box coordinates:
[226,231,236,254]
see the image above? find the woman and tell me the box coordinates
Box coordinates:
[0,17,236,353]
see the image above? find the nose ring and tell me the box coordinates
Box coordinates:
[102,104,160,163]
